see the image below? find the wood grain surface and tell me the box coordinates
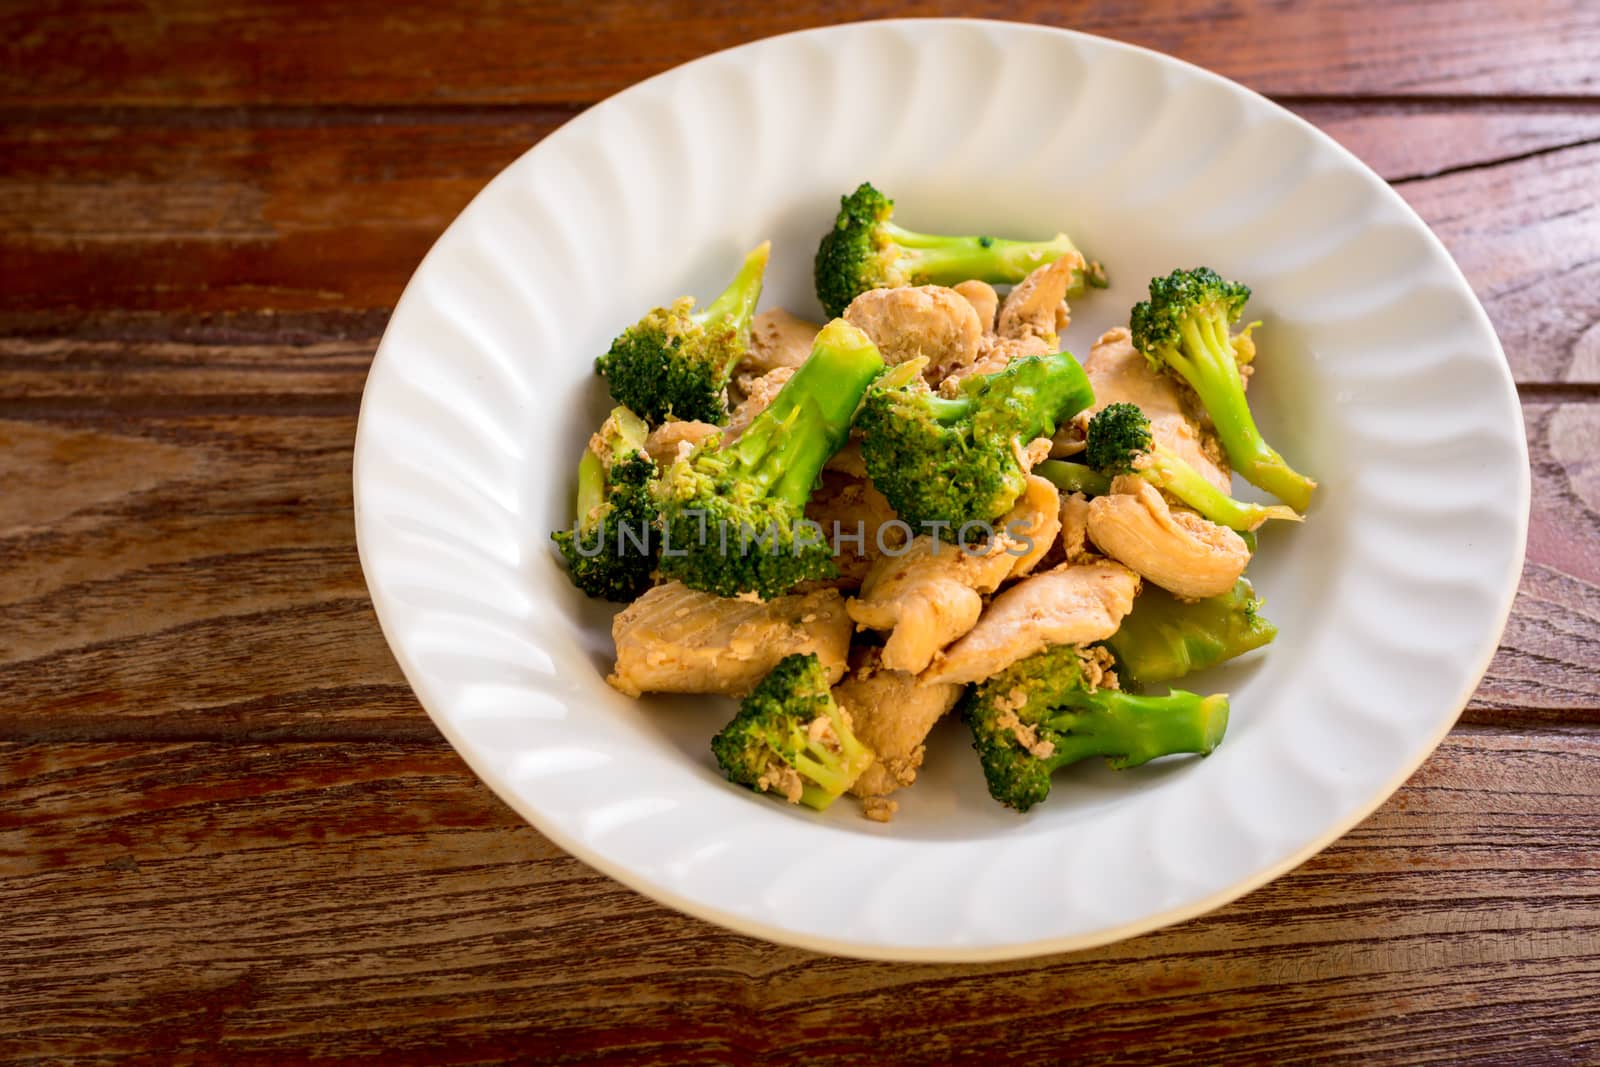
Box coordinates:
[3,3,1599,1062]
[5,107,1598,383]
[4,731,1598,1064]
[5,0,1600,105]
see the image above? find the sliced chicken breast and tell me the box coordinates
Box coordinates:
[834,648,965,802]
[1086,475,1249,599]
[845,285,983,383]
[846,535,1018,674]
[921,560,1140,685]
[1069,327,1232,493]
[608,582,851,697]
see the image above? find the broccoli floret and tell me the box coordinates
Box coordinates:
[1034,459,1112,497]
[711,653,876,810]
[1130,268,1316,512]
[964,644,1229,813]
[1104,579,1278,687]
[1084,402,1302,531]
[857,352,1094,534]
[550,406,659,601]
[813,182,1106,318]
[595,241,770,425]
[655,319,885,599]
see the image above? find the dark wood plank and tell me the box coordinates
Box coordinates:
[1475,402,1600,720]
[1,731,1597,1063]
[0,116,560,319]
[3,109,1597,383]
[4,1,1600,106]
[0,337,370,402]
[0,401,1594,739]
[1396,142,1600,388]
[0,412,423,741]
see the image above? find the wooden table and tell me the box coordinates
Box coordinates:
[3,3,1598,1062]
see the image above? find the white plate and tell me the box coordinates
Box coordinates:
[353,19,1529,961]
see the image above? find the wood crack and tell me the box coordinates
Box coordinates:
[1388,134,1600,184]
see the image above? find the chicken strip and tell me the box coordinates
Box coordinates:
[938,334,1055,396]
[744,308,820,374]
[996,252,1082,348]
[644,419,718,466]
[935,258,1080,394]
[802,470,907,589]
[725,366,794,442]
[921,559,1141,686]
[834,648,965,804]
[953,280,999,335]
[1062,327,1232,492]
[608,582,851,698]
[847,535,1019,674]
[1059,491,1093,564]
[999,472,1061,578]
[844,285,983,383]
[1086,475,1249,600]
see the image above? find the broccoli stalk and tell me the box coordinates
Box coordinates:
[857,351,1094,534]
[1103,579,1278,686]
[1130,267,1315,512]
[814,182,1106,318]
[711,653,876,810]
[964,644,1229,812]
[1084,402,1302,531]
[655,319,885,599]
[550,406,660,601]
[1034,459,1112,497]
[595,241,771,425]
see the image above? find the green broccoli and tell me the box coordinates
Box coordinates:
[1130,267,1316,512]
[964,644,1229,813]
[1034,459,1112,497]
[813,182,1106,318]
[1084,402,1301,531]
[711,653,876,810]
[595,241,770,425]
[857,352,1094,534]
[1103,579,1278,687]
[655,318,885,599]
[550,406,660,601]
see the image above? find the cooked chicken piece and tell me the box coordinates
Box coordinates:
[847,534,1019,674]
[844,285,983,383]
[823,438,869,479]
[834,648,965,802]
[952,280,999,335]
[732,365,793,400]
[936,257,1085,393]
[1062,327,1232,493]
[996,253,1082,347]
[608,582,851,698]
[1086,475,1249,599]
[1019,436,1052,472]
[997,473,1061,578]
[802,470,906,589]
[1049,417,1086,458]
[1059,491,1093,563]
[921,560,1141,686]
[643,419,719,466]
[744,308,820,374]
[725,366,794,442]
[936,334,1055,396]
